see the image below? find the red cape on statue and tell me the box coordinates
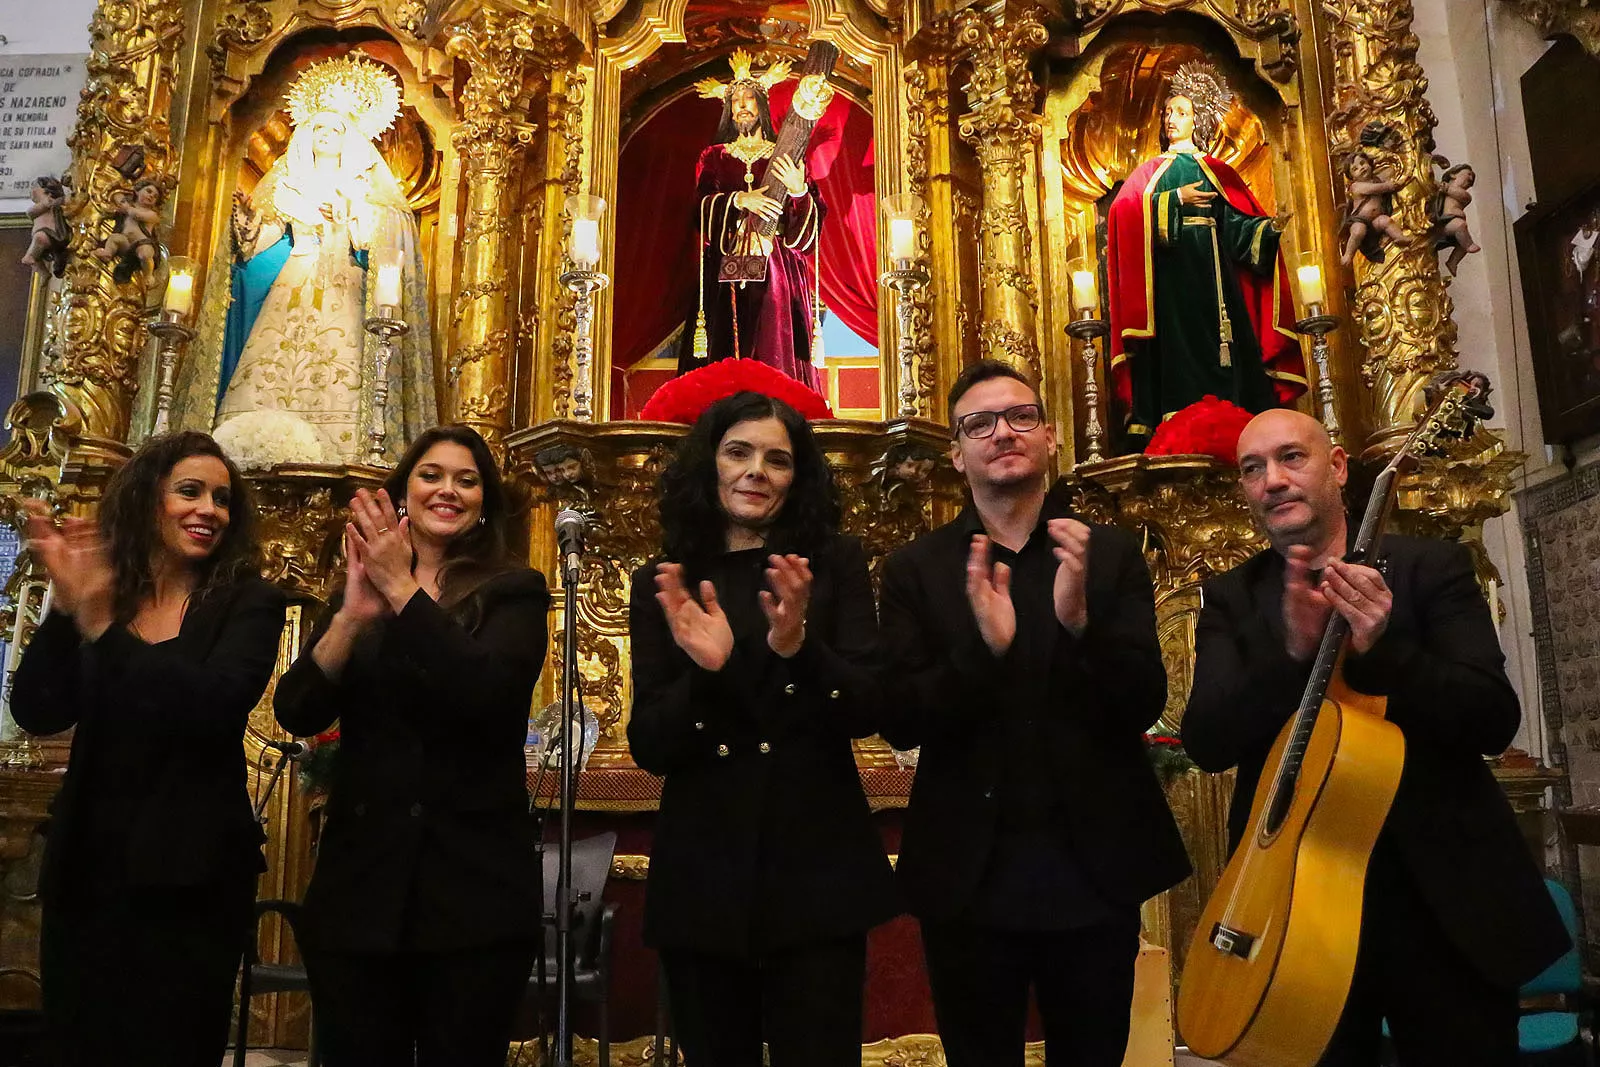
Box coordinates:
[1106,153,1306,411]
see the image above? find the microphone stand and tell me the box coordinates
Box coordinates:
[252,749,297,824]
[554,556,581,1067]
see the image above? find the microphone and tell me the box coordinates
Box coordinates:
[264,739,310,759]
[555,509,586,583]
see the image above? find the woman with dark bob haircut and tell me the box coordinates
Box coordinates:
[275,424,548,1067]
[628,390,899,1066]
[13,430,286,1067]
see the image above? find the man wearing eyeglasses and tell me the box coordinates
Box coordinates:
[879,360,1190,1066]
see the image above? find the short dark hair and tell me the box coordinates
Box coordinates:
[658,391,839,565]
[946,360,1043,427]
[382,424,517,617]
[99,431,260,621]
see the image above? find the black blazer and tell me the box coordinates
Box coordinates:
[627,534,899,956]
[275,568,549,954]
[879,504,1191,920]
[1182,535,1569,988]
[11,578,286,900]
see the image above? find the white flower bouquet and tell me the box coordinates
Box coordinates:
[213,410,327,471]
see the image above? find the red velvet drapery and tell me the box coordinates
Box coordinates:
[611,82,879,411]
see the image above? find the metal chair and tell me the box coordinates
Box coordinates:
[531,832,619,1067]
[233,899,319,1067]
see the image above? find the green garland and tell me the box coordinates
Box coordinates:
[1147,733,1196,787]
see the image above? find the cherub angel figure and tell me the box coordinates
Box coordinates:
[21,175,69,277]
[93,179,163,283]
[1430,159,1482,277]
[1339,150,1412,265]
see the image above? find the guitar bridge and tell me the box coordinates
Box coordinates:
[1210,923,1255,959]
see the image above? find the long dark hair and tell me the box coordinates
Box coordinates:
[382,424,516,614]
[99,430,260,621]
[715,87,777,144]
[658,391,839,565]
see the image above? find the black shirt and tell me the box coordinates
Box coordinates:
[951,509,1121,930]
[11,579,287,900]
[275,568,550,953]
[627,534,900,955]
[880,493,1190,925]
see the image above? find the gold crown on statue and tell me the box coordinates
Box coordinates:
[1167,61,1233,143]
[286,55,403,141]
[694,48,793,101]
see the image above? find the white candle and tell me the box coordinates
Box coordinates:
[1071,270,1097,314]
[1297,264,1325,308]
[374,263,402,309]
[571,218,600,268]
[888,217,917,263]
[163,271,194,317]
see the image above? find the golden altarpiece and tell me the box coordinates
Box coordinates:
[0,0,1565,1057]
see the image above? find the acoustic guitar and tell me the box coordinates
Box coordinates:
[1175,370,1496,1067]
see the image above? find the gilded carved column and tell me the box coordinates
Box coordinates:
[953,5,1048,381]
[445,11,539,454]
[1323,0,1459,453]
[903,38,962,418]
[50,0,184,453]
[529,43,589,423]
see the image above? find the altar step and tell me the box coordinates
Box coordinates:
[222,1049,1224,1066]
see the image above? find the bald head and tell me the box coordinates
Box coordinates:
[1237,409,1333,465]
[1236,408,1349,556]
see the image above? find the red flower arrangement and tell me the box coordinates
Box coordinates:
[296,726,341,798]
[639,358,834,424]
[1145,395,1255,464]
[1145,732,1196,787]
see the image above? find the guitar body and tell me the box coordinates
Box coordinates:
[1176,673,1405,1067]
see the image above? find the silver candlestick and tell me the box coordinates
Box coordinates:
[148,311,197,436]
[1293,304,1342,439]
[559,268,609,422]
[881,263,931,418]
[1065,312,1110,464]
[363,306,409,465]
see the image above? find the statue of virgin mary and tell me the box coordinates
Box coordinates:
[169,55,435,466]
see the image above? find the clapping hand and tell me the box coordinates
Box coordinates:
[1048,518,1091,635]
[24,500,115,640]
[22,500,72,613]
[1321,559,1392,655]
[966,535,1015,657]
[348,488,418,612]
[336,525,390,628]
[655,563,735,672]
[1282,545,1334,662]
[760,554,812,658]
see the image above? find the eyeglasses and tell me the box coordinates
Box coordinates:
[953,403,1044,440]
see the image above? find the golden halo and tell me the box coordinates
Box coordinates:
[694,47,794,101]
[286,55,402,141]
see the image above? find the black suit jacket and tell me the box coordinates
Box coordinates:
[12,578,286,900]
[879,502,1191,920]
[627,534,899,956]
[1182,535,1568,988]
[275,568,549,953]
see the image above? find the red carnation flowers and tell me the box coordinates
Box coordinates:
[639,359,834,424]
[1145,395,1255,464]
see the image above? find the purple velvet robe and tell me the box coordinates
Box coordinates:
[678,145,826,390]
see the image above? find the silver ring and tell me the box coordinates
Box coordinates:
[377,527,389,534]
